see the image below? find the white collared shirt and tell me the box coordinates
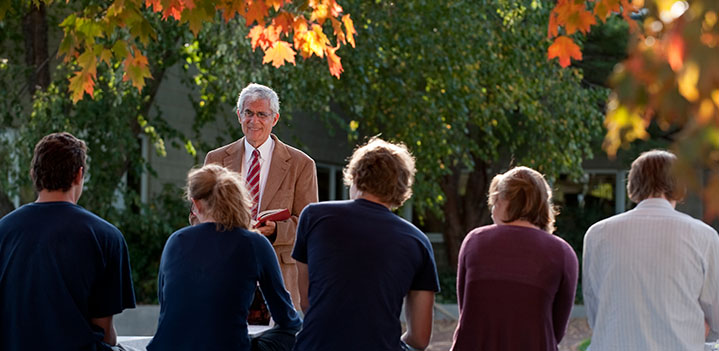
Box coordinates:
[583,198,719,350]
[242,137,275,209]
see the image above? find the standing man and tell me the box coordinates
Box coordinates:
[203,83,318,311]
[583,150,719,350]
[0,132,136,351]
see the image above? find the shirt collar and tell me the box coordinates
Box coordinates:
[635,197,674,210]
[244,136,274,161]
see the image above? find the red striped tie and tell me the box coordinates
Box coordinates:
[247,149,261,219]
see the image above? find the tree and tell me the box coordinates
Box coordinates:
[548,0,719,220]
[0,0,356,103]
[155,0,610,268]
[323,0,607,267]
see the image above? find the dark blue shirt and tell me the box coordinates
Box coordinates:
[0,202,136,351]
[292,199,440,351]
[147,223,301,351]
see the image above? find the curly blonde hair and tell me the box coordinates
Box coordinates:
[343,137,416,209]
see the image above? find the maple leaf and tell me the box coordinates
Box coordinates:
[265,0,286,11]
[183,2,211,36]
[564,8,596,35]
[667,32,685,71]
[342,14,355,48]
[272,11,294,35]
[547,36,582,67]
[248,25,265,50]
[297,24,329,58]
[603,103,648,156]
[329,0,343,17]
[331,18,346,45]
[310,3,329,25]
[263,40,296,68]
[593,0,621,22]
[326,45,343,78]
[548,10,559,38]
[245,0,268,26]
[68,70,95,103]
[122,50,152,91]
[218,0,244,23]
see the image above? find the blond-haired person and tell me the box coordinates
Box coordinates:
[292,137,439,351]
[583,150,719,350]
[451,166,578,351]
[148,164,300,351]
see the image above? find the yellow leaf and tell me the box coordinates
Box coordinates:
[603,103,648,156]
[698,99,715,124]
[262,40,296,68]
[298,24,328,58]
[677,62,699,102]
[349,120,359,131]
[342,14,355,48]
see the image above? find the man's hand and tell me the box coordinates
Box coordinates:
[256,220,277,237]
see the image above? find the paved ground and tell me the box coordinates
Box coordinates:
[424,317,592,351]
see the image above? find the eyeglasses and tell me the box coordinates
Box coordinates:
[241,109,273,121]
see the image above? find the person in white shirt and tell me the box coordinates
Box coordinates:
[583,149,719,350]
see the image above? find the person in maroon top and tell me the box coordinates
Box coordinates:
[451,166,578,351]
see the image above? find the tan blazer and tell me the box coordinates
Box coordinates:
[204,134,319,308]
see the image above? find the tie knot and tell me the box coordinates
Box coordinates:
[252,149,260,159]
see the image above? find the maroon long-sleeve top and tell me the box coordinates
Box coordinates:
[451,224,579,351]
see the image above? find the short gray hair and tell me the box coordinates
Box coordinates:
[236,83,280,115]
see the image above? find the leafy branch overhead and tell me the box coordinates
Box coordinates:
[548,0,719,219]
[11,0,356,103]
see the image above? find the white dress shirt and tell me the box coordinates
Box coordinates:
[583,198,719,351]
[242,137,274,210]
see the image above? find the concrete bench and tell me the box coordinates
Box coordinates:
[117,326,272,350]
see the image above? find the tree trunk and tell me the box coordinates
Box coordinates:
[23,2,50,96]
[440,157,493,269]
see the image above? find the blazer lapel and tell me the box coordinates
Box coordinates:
[261,134,290,211]
[223,137,245,173]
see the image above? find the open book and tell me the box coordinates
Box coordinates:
[253,208,290,228]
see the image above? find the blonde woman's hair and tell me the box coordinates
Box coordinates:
[186,164,253,231]
[488,166,557,233]
[343,136,416,209]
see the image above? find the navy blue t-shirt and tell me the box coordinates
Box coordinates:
[0,202,136,351]
[292,199,440,351]
[147,223,301,351]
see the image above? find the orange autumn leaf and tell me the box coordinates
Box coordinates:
[548,10,559,38]
[331,17,345,45]
[667,32,686,71]
[265,0,287,11]
[326,45,343,78]
[248,25,265,50]
[122,50,152,91]
[272,11,294,35]
[263,40,296,68]
[68,70,95,103]
[245,0,268,26]
[342,14,355,48]
[593,0,621,22]
[547,35,582,67]
[564,7,596,35]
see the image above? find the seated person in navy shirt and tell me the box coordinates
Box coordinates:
[292,137,440,351]
[0,132,136,351]
[147,164,301,351]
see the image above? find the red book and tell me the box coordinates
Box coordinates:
[254,208,290,227]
